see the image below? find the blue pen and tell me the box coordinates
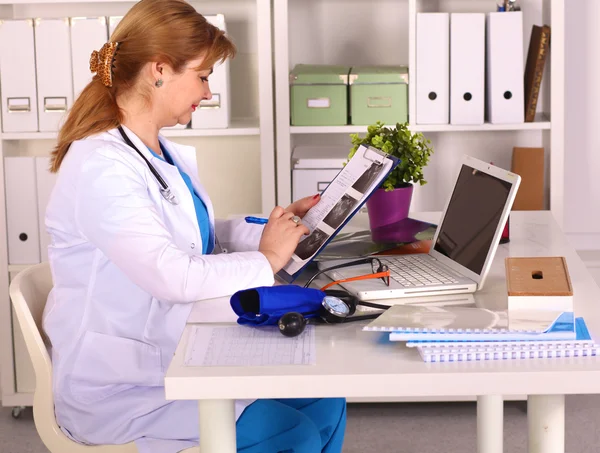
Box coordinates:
[244,216,268,225]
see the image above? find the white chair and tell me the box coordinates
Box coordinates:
[9,262,197,453]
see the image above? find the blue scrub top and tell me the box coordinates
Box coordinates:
[148,144,213,254]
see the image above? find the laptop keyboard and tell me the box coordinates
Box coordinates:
[379,255,461,287]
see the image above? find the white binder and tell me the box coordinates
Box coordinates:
[416,13,449,124]
[450,13,485,125]
[35,157,57,262]
[70,17,108,99]
[486,12,525,124]
[4,157,40,264]
[108,16,122,37]
[0,19,38,132]
[34,18,74,132]
[191,14,230,129]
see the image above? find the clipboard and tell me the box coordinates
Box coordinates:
[276,144,400,283]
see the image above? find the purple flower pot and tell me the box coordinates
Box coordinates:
[366,184,414,230]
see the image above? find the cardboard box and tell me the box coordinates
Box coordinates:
[511,147,545,210]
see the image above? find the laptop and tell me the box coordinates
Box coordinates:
[318,155,521,300]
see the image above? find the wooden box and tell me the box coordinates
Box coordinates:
[505,256,573,312]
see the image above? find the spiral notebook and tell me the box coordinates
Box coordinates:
[416,343,600,362]
[413,318,598,362]
[362,304,576,341]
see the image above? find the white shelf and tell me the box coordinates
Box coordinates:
[275,0,565,221]
[0,0,132,3]
[290,119,551,135]
[0,118,260,140]
[7,264,32,273]
[412,120,551,133]
[163,118,260,137]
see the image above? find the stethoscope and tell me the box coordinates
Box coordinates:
[277,289,391,337]
[118,126,179,205]
[117,126,228,254]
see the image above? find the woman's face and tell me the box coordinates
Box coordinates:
[157,56,213,127]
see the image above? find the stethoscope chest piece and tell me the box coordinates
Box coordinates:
[160,187,179,205]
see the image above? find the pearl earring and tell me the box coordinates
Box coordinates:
[155,79,163,88]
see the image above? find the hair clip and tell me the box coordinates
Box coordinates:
[89,42,119,87]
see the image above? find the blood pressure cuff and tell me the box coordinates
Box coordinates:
[230,285,326,326]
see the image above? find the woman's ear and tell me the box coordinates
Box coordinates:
[150,61,164,79]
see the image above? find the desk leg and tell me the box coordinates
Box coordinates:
[528,395,565,453]
[477,395,503,453]
[198,399,236,453]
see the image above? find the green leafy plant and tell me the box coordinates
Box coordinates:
[348,121,434,191]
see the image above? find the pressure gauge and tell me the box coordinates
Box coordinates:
[320,296,351,323]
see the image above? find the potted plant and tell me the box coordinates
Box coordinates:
[348,121,434,230]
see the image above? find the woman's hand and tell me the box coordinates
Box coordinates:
[285,194,320,219]
[259,206,310,273]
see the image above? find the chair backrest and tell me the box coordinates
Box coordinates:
[9,262,137,453]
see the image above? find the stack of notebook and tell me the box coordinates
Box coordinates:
[362,304,599,363]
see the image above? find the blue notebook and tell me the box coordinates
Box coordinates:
[406,317,590,347]
[362,305,577,341]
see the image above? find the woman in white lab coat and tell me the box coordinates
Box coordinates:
[42,1,346,452]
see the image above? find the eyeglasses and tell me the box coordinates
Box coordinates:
[303,257,391,291]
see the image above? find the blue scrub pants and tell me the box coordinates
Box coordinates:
[235,398,346,453]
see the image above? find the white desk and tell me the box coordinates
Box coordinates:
[165,211,600,453]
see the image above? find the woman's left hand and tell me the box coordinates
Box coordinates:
[285,193,320,218]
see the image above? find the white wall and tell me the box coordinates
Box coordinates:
[565,0,600,250]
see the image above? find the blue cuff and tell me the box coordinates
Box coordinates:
[230,285,326,326]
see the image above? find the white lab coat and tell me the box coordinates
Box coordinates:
[42,126,275,453]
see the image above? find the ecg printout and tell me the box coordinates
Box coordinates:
[184,325,316,367]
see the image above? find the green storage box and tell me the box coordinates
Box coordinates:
[349,66,409,125]
[290,64,350,126]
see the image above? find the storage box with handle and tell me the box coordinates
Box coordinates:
[289,64,350,126]
[349,66,408,125]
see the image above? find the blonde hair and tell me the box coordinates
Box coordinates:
[50,0,236,172]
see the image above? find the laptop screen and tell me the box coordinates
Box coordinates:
[433,164,513,275]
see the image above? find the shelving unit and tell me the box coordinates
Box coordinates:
[1,118,262,140]
[290,115,552,134]
[0,0,275,409]
[274,0,565,230]
[0,0,568,412]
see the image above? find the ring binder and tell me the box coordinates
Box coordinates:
[7,98,31,113]
[418,345,600,363]
[199,94,221,109]
[44,97,67,112]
